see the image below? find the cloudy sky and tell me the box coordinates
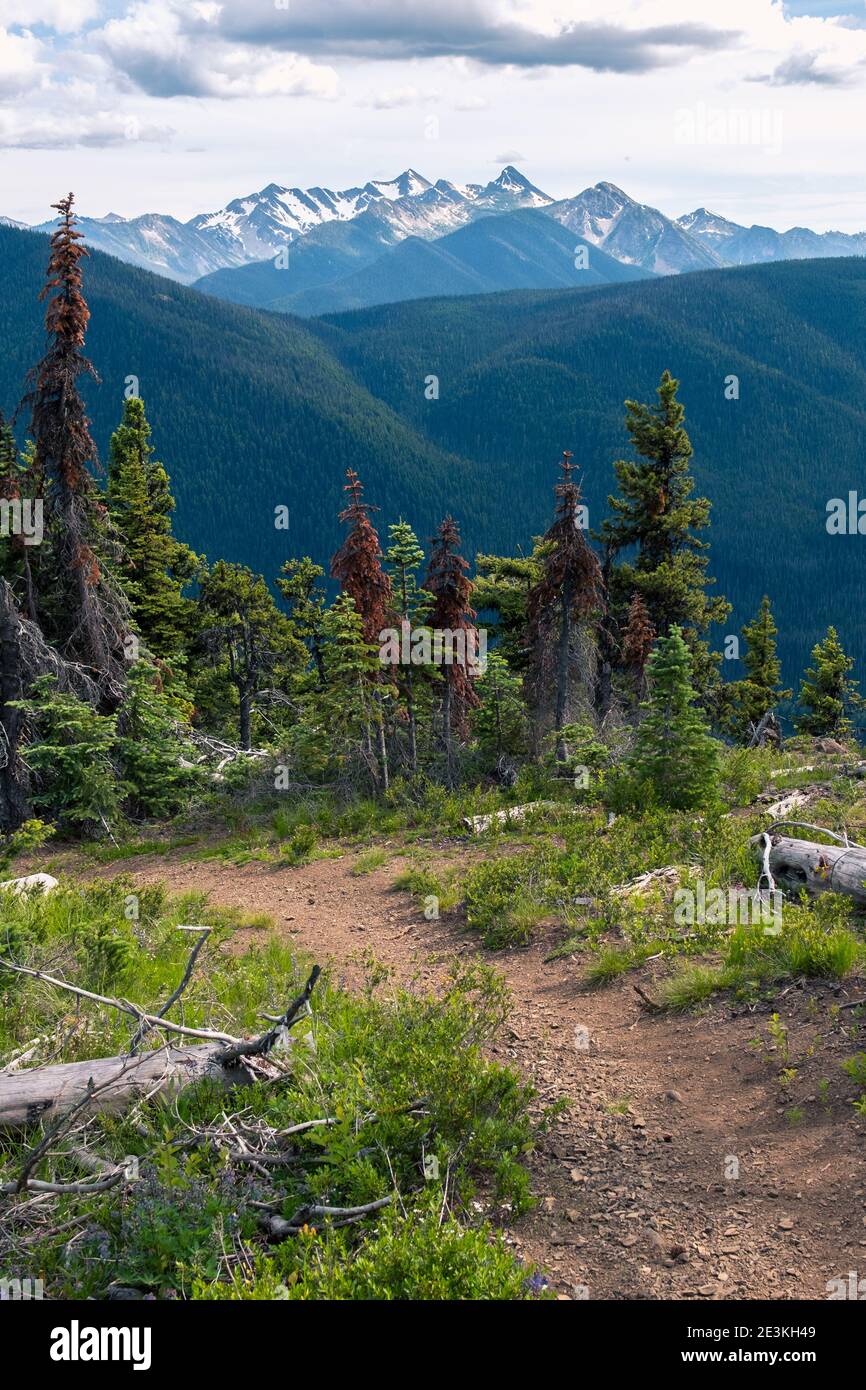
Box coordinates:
[2,0,866,230]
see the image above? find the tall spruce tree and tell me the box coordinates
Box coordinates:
[22,193,128,698]
[330,469,393,788]
[795,626,861,738]
[525,452,602,759]
[425,515,479,786]
[600,371,728,705]
[627,626,720,810]
[107,396,199,663]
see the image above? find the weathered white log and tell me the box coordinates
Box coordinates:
[0,873,59,897]
[750,831,866,903]
[0,1043,251,1129]
[763,790,814,820]
[463,801,556,833]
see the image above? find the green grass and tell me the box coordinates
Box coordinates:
[352,847,389,876]
[584,942,656,987]
[0,879,539,1300]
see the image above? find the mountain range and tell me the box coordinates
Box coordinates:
[2,221,865,682]
[10,166,866,294]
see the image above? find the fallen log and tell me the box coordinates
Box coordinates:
[750,826,866,904]
[0,1043,251,1129]
[0,964,321,1130]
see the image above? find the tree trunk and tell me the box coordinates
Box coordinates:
[0,581,30,833]
[0,1043,253,1129]
[375,701,389,793]
[555,578,573,762]
[442,680,454,788]
[238,685,253,750]
[406,668,418,775]
[750,831,866,903]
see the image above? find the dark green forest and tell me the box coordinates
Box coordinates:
[2,223,866,679]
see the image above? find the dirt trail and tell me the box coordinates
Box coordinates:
[84,845,866,1301]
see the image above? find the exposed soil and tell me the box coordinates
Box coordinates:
[79,842,866,1301]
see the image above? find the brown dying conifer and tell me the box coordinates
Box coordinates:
[22,193,127,698]
[525,451,603,758]
[425,515,479,784]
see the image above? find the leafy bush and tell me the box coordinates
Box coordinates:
[194,1196,539,1301]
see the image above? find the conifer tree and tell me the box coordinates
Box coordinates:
[107,396,199,663]
[330,469,393,788]
[330,469,392,642]
[197,561,303,749]
[627,626,720,810]
[473,649,527,765]
[525,452,602,759]
[473,544,545,673]
[385,519,428,775]
[724,596,791,741]
[277,557,328,687]
[22,194,128,698]
[319,592,388,786]
[600,371,728,704]
[425,515,479,785]
[795,626,860,738]
[621,591,655,705]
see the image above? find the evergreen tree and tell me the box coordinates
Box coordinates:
[473,543,545,673]
[107,396,199,663]
[276,557,327,687]
[319,592,390,787]
[724,596,791,741]
[627,626,720,810]
[600,371,729,703]
[795,626,860,737]
[197,561,303,749]
[117,662,204,820]
[17,676,121,832]
[473,649,527,765]
[330,468,393,787]
[425,515,479,785]
[330,469,392,642]
[385,519,429,775]
[22,194,128,698]
[525,452,602,759]
[621,591,655,706]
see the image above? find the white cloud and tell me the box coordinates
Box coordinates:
[0,0,100,31]
[0,109,172,148]
[96,0,338,99]
[0,24,47,96]
[454,93,488,110]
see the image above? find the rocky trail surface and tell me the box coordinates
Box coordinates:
[80,843,866,1300]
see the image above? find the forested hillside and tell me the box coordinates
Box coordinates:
[314,259,866,677]
[3,222,866,676]
[0,225,477,583]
